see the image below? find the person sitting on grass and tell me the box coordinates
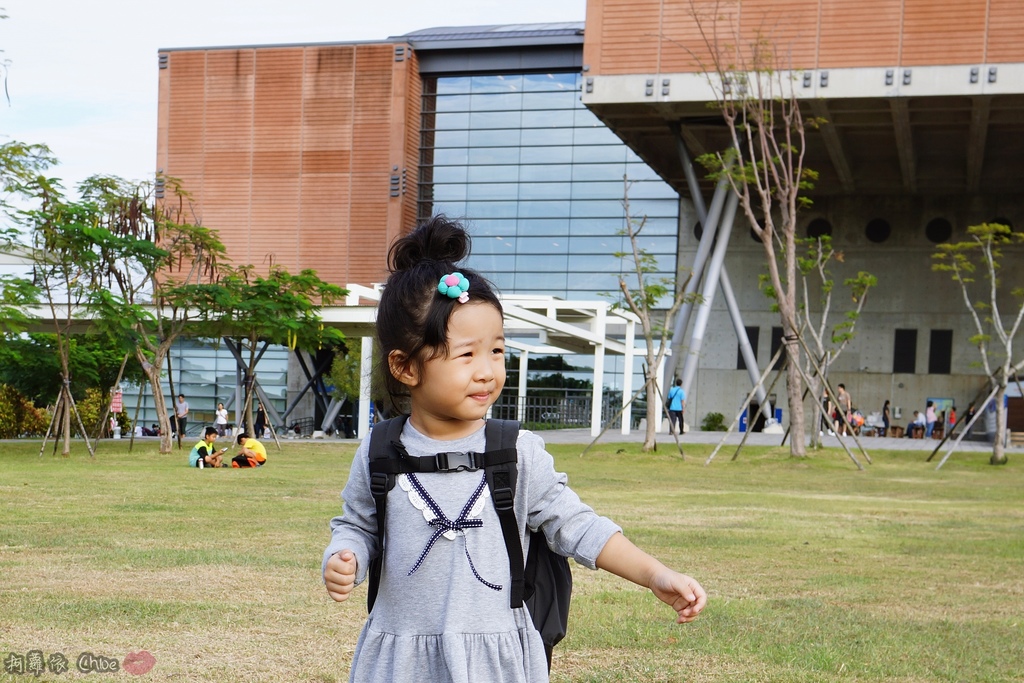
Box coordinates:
[189,427,227,468]
[232,431,267,468]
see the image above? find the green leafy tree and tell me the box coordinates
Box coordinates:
[187,262,347,436]
[77,175,227,453]
[0,333,145,405]
[932,223,1024,465]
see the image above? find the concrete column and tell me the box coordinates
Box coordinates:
[517,350,529,423]
[357,335,373,440]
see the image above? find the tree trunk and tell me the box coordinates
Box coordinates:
[785,338,806,456]
[644,374,659,452]
[992,385,1008,465]
[138,346,174,454]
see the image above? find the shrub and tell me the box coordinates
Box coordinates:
[701,411,728,432]
[0,384,50,438]
[75,387,131,438]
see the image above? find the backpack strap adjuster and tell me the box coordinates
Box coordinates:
[369,471,390,498]
[435,450,479,472]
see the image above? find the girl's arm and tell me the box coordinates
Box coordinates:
[596,532,707,624]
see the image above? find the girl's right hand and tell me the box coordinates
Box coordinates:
[325,550,358,602]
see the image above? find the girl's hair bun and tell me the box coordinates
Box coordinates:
[389,215,469,272]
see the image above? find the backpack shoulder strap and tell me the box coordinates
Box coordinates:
[366,415,408,613]
[483,419,525,608]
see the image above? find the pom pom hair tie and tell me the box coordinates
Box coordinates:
[437,272,470,303]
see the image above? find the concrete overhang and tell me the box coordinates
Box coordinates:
[582,64,1024,197]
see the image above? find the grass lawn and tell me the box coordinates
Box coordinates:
[1,437,1022,682]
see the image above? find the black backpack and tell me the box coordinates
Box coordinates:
[366,416,572,669]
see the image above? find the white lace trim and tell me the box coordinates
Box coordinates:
[398,472,490,540]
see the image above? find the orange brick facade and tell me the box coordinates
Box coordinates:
[156,43,420,287]
[584,0,1024,75]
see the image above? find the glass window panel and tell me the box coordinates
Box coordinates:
[624,162,665,181]
[433,148,469,165]
[434,112,470,130]
[488,271,516,291]
[627,198,680,217]
[573,108,603,126]
[465,200,518,218]
[469,235,517,254]
[431,184,468,202]
[437,77,471,95]
[469,110,522,129]
[522,91,579,110]
[641,216,680,235]
[471,74,523,93]
[430,166,469,184]
[517,237,569,254]
[569,236,627,253]
[470,91,523,111]
[569,217,625,235]
[468,147,520,165]
[517,218,570,236]
[520,127,574,146]
[520,164,572,182]
[467,165,520,182]
[469,128,521,147]
[521,109,575,128]
[516,254,569,270]
[518,182,571,200]
[434,94,471,112]
[632,235,678,254]
[570,180,627,200]
[564,270,622,290]
[570,199,627,218]
[573,127,622,145]
[624,179,678,199]
[467,252,516,272]
[467,183,519,200]
[518,200,570,219]
[432,200,466,216]
[572,163,629,182]
[520,146,573,164]
[433,130,469,148]
[574,146,628,163]
[523,72,578,92]
[513,271,569,290]
[466,218,517,236]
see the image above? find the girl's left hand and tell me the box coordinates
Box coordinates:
[649,569,707,623]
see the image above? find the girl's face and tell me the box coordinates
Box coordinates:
[399,302,506,440]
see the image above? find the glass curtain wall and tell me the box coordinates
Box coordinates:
[419,72,679,301]
[419,71,679,413]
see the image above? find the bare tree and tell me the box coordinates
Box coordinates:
[612,177,693,452]
[680,1,823,455]
[932,222,1024,465]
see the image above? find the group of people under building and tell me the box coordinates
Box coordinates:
[826,383,975,439]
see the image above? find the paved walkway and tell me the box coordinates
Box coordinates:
[532,427,999,453]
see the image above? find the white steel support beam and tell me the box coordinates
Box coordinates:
[517,350,529,423]
[589,305,607,437]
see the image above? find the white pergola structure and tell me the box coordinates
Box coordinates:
[321,284,661,440]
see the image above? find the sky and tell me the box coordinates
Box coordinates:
[0,0,587,194]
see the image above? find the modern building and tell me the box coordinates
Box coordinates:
[152,1,1024,435]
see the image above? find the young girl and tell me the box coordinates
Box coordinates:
[323,216,706,682]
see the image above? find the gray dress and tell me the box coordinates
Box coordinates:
[323,421,621,683]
